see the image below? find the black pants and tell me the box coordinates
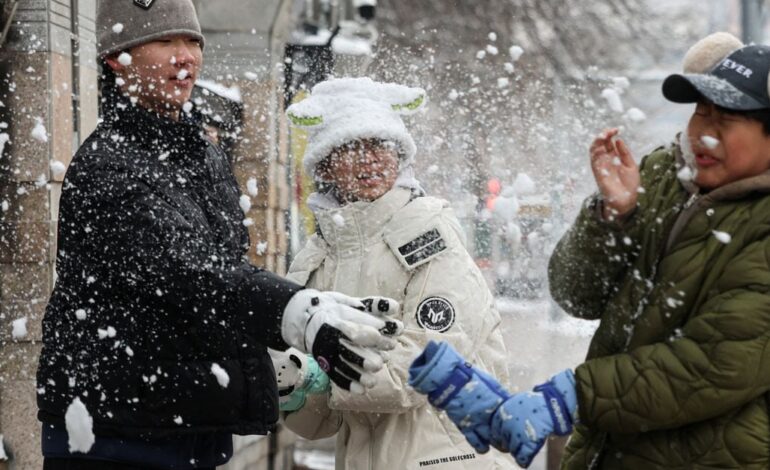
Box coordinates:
[43,458,215,470]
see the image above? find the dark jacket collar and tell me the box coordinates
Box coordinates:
[99,86,207,156]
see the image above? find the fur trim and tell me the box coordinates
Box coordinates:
[683,32,743,73]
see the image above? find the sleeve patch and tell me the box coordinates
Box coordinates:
[404,238,447,266]
[416,297,455,332]
[398,228,442,255]
[395,228,448,267]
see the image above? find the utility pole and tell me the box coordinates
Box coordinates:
[742,0,766,44]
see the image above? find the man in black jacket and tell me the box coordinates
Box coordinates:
[36,1,402,468]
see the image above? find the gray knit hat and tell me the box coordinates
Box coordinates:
[97,0,205,58]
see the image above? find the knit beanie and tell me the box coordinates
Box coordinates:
[286,77,427,178]
[97,0,205,58]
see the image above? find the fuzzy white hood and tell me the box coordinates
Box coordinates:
[286,77,427,178]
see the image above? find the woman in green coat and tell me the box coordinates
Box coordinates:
[549,32,770,469]
[409,32,770,469]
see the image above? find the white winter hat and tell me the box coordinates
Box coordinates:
[286,77,427,177]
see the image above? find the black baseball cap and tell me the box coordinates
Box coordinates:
[663,44,770,110]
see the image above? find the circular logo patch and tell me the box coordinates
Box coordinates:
[416,297,455,332]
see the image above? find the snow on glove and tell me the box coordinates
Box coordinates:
[281,289,404,394]
[408,340,510,454]
[359,296,404,336]
[491,369,578,468]
[269,348,331,412]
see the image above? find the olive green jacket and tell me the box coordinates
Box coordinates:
[549,144,770,469]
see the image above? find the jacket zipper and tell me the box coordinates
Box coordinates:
[369,421,375,470]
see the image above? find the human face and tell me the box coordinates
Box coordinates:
[318,139,400,203]
[106,36,202,120]
[687,102,770,190]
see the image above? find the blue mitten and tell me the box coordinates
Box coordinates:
[409,341,510,453]
[491,370,578,468]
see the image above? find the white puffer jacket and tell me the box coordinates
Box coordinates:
[283,187,514,470]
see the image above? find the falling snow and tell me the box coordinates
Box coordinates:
[31,119,48,142]
[211,363,230,388]
[247,177,259,197]
[117,52,133,66]
[65,398,95,453]
[712,230,731,244]
[11,317,28,340]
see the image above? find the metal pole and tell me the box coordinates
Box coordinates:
[742,0,765,44]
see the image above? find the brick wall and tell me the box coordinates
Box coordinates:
[0,0,97,467]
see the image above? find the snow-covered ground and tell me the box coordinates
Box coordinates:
[497,297,597,393]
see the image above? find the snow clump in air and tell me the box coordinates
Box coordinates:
[512,172,537,195]
[509,45,524,62]
[493,188,520,221]
[51,160,66,177]
[65,398,95,453]
[239,195,252,213]
[624,108,646,123]
[256,241,268,256]
[612,76,631,91]
[332,213,345,227]
[677,165,695,182]
[0,133,8,159]
[712,230,731,244]
[211,363,230,388]
[247,177,259,197]
[11,317,28,339]
[601,88,624,113]
[117,52,133,66]
[31,118,48,142]
[112,23,124,33]
[98,326,117,339]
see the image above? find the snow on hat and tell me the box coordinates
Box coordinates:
[286,77,427,177]
[97,0,205,58]
[662,32,770,111]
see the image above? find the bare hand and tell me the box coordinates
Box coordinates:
[589,128,640,219]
